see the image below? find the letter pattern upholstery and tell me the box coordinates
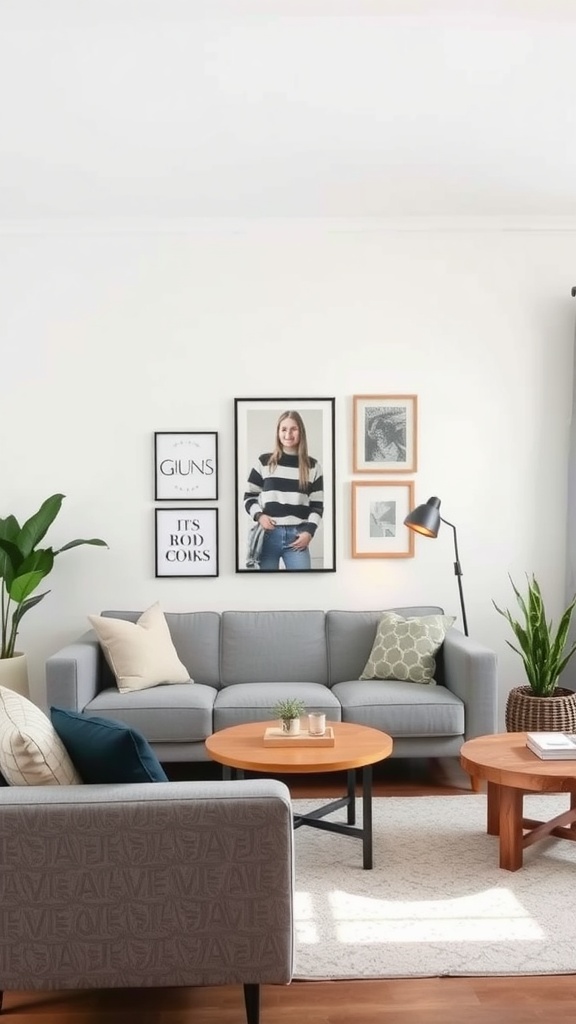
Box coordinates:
[0,786,294,992]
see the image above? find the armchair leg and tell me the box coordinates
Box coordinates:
[243,983,260,1024]
[0,989,3,1012]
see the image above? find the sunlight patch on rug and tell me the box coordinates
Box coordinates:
[292,794,576,979]
[296,888,542,944]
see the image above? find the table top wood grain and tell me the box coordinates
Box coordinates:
[205,720,393,774]
[460,732,576,793]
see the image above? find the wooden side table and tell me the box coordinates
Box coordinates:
[205,720,392,869]
[460,732,576,870]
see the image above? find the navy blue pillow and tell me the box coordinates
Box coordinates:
[50,707,168,784]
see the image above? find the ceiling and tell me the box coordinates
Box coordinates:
[2,0,576,222]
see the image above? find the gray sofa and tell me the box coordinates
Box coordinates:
[0,777,294,1024]
[45,606,498,763]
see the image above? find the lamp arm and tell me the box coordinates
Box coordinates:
[440,516,469,636]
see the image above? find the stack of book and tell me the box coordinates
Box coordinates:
[526,732,576,759]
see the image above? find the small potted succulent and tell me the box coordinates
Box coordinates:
[272,697,307,735]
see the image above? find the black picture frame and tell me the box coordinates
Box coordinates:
[234,397,336,573]
[154,432,218,500]
[155,508,219,577]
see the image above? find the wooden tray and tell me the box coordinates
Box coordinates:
[263,725,335,747]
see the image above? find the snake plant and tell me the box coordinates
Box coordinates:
[493,574,576,696]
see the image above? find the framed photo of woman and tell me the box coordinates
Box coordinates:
[234,397,336,573]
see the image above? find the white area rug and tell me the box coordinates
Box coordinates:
[292,794,576,980]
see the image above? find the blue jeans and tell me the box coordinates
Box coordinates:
[259,526,312,571]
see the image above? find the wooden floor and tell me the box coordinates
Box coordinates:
[4,757,575,1023]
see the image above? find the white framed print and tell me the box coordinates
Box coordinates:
[154,432,218,500]
[351,481,415,558]
[155,508,219,577]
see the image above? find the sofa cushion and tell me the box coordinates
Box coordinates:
[326,607,447,686]
[88,602,191,693]
[360,612,455,684]
[99,609,222,689]
[332,679,465,736]
[220,610,329,686]
[214,682,341,731]
[50,706,169,783]
[0,686,82,786]
[84,681,217,744]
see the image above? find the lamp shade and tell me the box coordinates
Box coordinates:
[403,496,442,537]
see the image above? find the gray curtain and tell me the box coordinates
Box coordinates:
[563,296,576,690]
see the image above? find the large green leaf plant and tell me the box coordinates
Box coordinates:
[493,574,576,697]
[0,493,107,659]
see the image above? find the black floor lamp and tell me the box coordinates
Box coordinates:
[404,495,469,636]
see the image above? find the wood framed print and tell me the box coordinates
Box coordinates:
[352,481,415,558]
[154,432,218,500]
[353,395,417,473]
[234,397,336,573]
[155,508,219,577]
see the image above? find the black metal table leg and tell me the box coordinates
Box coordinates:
[362,764,373,870]
[216,755,377,868]
[347,768,356,824]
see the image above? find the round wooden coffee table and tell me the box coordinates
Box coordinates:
[460,732,576,870]
[205,720,393,869]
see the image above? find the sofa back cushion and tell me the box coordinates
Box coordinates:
[100,610,222,688]
[326,607,447,686]
[220,610,329,686]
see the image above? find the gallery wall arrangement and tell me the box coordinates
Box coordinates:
[150,393,418,578]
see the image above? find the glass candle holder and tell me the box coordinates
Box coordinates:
[308,711,326,736]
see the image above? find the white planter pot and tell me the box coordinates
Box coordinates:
[0,652,29,698]
[282,717,301,735]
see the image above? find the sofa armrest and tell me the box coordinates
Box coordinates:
[0,778,294,992]
[442,629,498,740]
[45,630,102,710]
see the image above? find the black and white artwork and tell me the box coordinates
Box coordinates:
[353,395,417,473]
[154,432,218,500]
[352,481,414,558]
[155,508,219,577]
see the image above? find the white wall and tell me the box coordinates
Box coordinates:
[2,218,575,722]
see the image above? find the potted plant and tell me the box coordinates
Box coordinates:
[272,697,307,735]
[0,493,107,694]
[493,574,576,731]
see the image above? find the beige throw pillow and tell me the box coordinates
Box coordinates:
[360,612,456,684]
[0,685,82,786]
[88,602,191,693]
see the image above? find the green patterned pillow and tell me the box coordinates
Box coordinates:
[360,612,456,684]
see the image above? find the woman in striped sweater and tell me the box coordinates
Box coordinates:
[243,410,324,570]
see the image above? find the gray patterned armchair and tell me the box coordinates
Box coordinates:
[0,778,294,1023]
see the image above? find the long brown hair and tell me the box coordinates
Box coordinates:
[268,410,311,490]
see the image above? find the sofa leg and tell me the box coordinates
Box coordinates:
[0,989,3,1012]
[243,983,260,1024]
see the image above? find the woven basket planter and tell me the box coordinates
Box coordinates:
[505,685,576,732]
